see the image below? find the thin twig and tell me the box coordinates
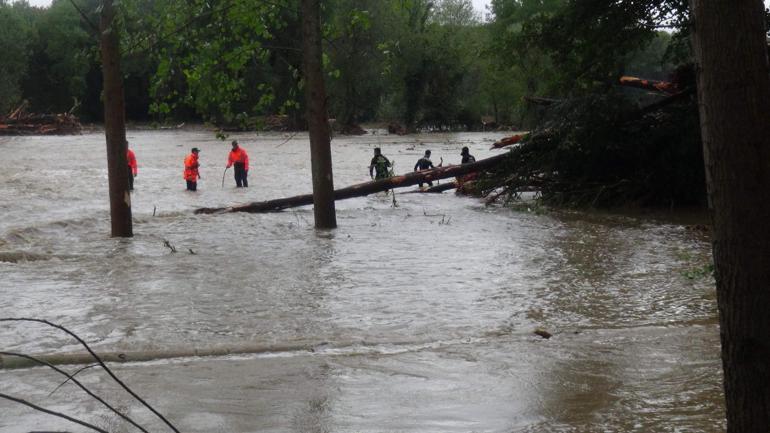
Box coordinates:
[48,363,99,397]
[0,318,181,433]
[0,352,149,433]
[163,240,177,253]
[275,130,300,147]
[0,392,109,433]
[66,0,99,34]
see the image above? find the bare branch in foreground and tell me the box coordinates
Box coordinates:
[0,352,148,433]
[0,318,180,433]
[0,391,109,433]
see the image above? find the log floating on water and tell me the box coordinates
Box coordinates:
[0,343,314,370]
[196,152,509,214]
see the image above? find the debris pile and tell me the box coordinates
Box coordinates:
[0,103,82,135]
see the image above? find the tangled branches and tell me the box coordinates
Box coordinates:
[478,90,705,209]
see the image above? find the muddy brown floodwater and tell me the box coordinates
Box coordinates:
[0,130,723,432]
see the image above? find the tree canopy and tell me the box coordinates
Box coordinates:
[0,0,696,133]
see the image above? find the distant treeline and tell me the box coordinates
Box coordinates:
[0,0,691,131]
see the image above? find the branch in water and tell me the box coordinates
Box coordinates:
[0,391,110,433]
[0,317,181,433]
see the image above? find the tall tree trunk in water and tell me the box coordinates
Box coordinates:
[690,0,770,429]
[99,0,132,237]
[301,0,336,229]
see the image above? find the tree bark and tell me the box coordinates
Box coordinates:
[301,0,337,229]
[99,0,132,237]
[195,153,507,214]
[690,0,770,430]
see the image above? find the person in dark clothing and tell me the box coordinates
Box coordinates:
[369,147,392,180]
[414,149,435,187]
[461,146,476,164]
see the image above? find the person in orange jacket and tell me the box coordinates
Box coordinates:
[226,140,249,187]
[127,146,138,191]
[184,147,201,191]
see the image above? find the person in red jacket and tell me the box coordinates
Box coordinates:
[184,148,201,191]
[127,146,138,191]
[226,140,249,187]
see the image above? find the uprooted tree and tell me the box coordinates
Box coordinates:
[195,153,508,214]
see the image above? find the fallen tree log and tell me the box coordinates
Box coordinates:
[196,152,509,214]
[523,95,562,106]
[401,181,458,194]
[492,133,528,149]
[618,76,679,94]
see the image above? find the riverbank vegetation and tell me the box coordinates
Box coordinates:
[0,0,691,131]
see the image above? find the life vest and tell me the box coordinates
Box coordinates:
[227,147,249,171]
[127,149,138,175]
[184,153,199,181]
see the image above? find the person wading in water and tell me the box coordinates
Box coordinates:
[226,140,249,187]
[127,144,137,191]
[369,147,392,180]
[414,149,435,188]
[184,147,201,191]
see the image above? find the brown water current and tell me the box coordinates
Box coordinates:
[0,130,722,432]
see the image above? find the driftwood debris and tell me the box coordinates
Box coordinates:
[618,76,679,94]
[196,153,508,214]
[492,133,528,149]
[0,102,81,135]
[523,95,562,106]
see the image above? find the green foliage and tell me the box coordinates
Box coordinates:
[141,0,296,124]
[20,0,92,113]
[683,263,714,280]
[0,1,31,114]
[487,0,691,127]
[377,0,491,130]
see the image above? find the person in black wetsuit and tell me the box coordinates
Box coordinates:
[369,147,392,180]
[414,149,435,187]
[461,146,476,164]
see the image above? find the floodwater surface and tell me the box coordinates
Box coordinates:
[0,130,722,432]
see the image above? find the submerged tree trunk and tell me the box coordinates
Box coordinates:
[195,153,507,214]
[691,0,770,430]
[99,0,132,237]
[301,0,336,229]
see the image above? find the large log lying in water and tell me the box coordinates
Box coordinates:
[196,152,508,214]
[400,181,459,194]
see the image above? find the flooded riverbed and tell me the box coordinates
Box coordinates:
[0,130,722,432]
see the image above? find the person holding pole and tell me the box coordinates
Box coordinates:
[226,140,249,187]
[184,147,201,191]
